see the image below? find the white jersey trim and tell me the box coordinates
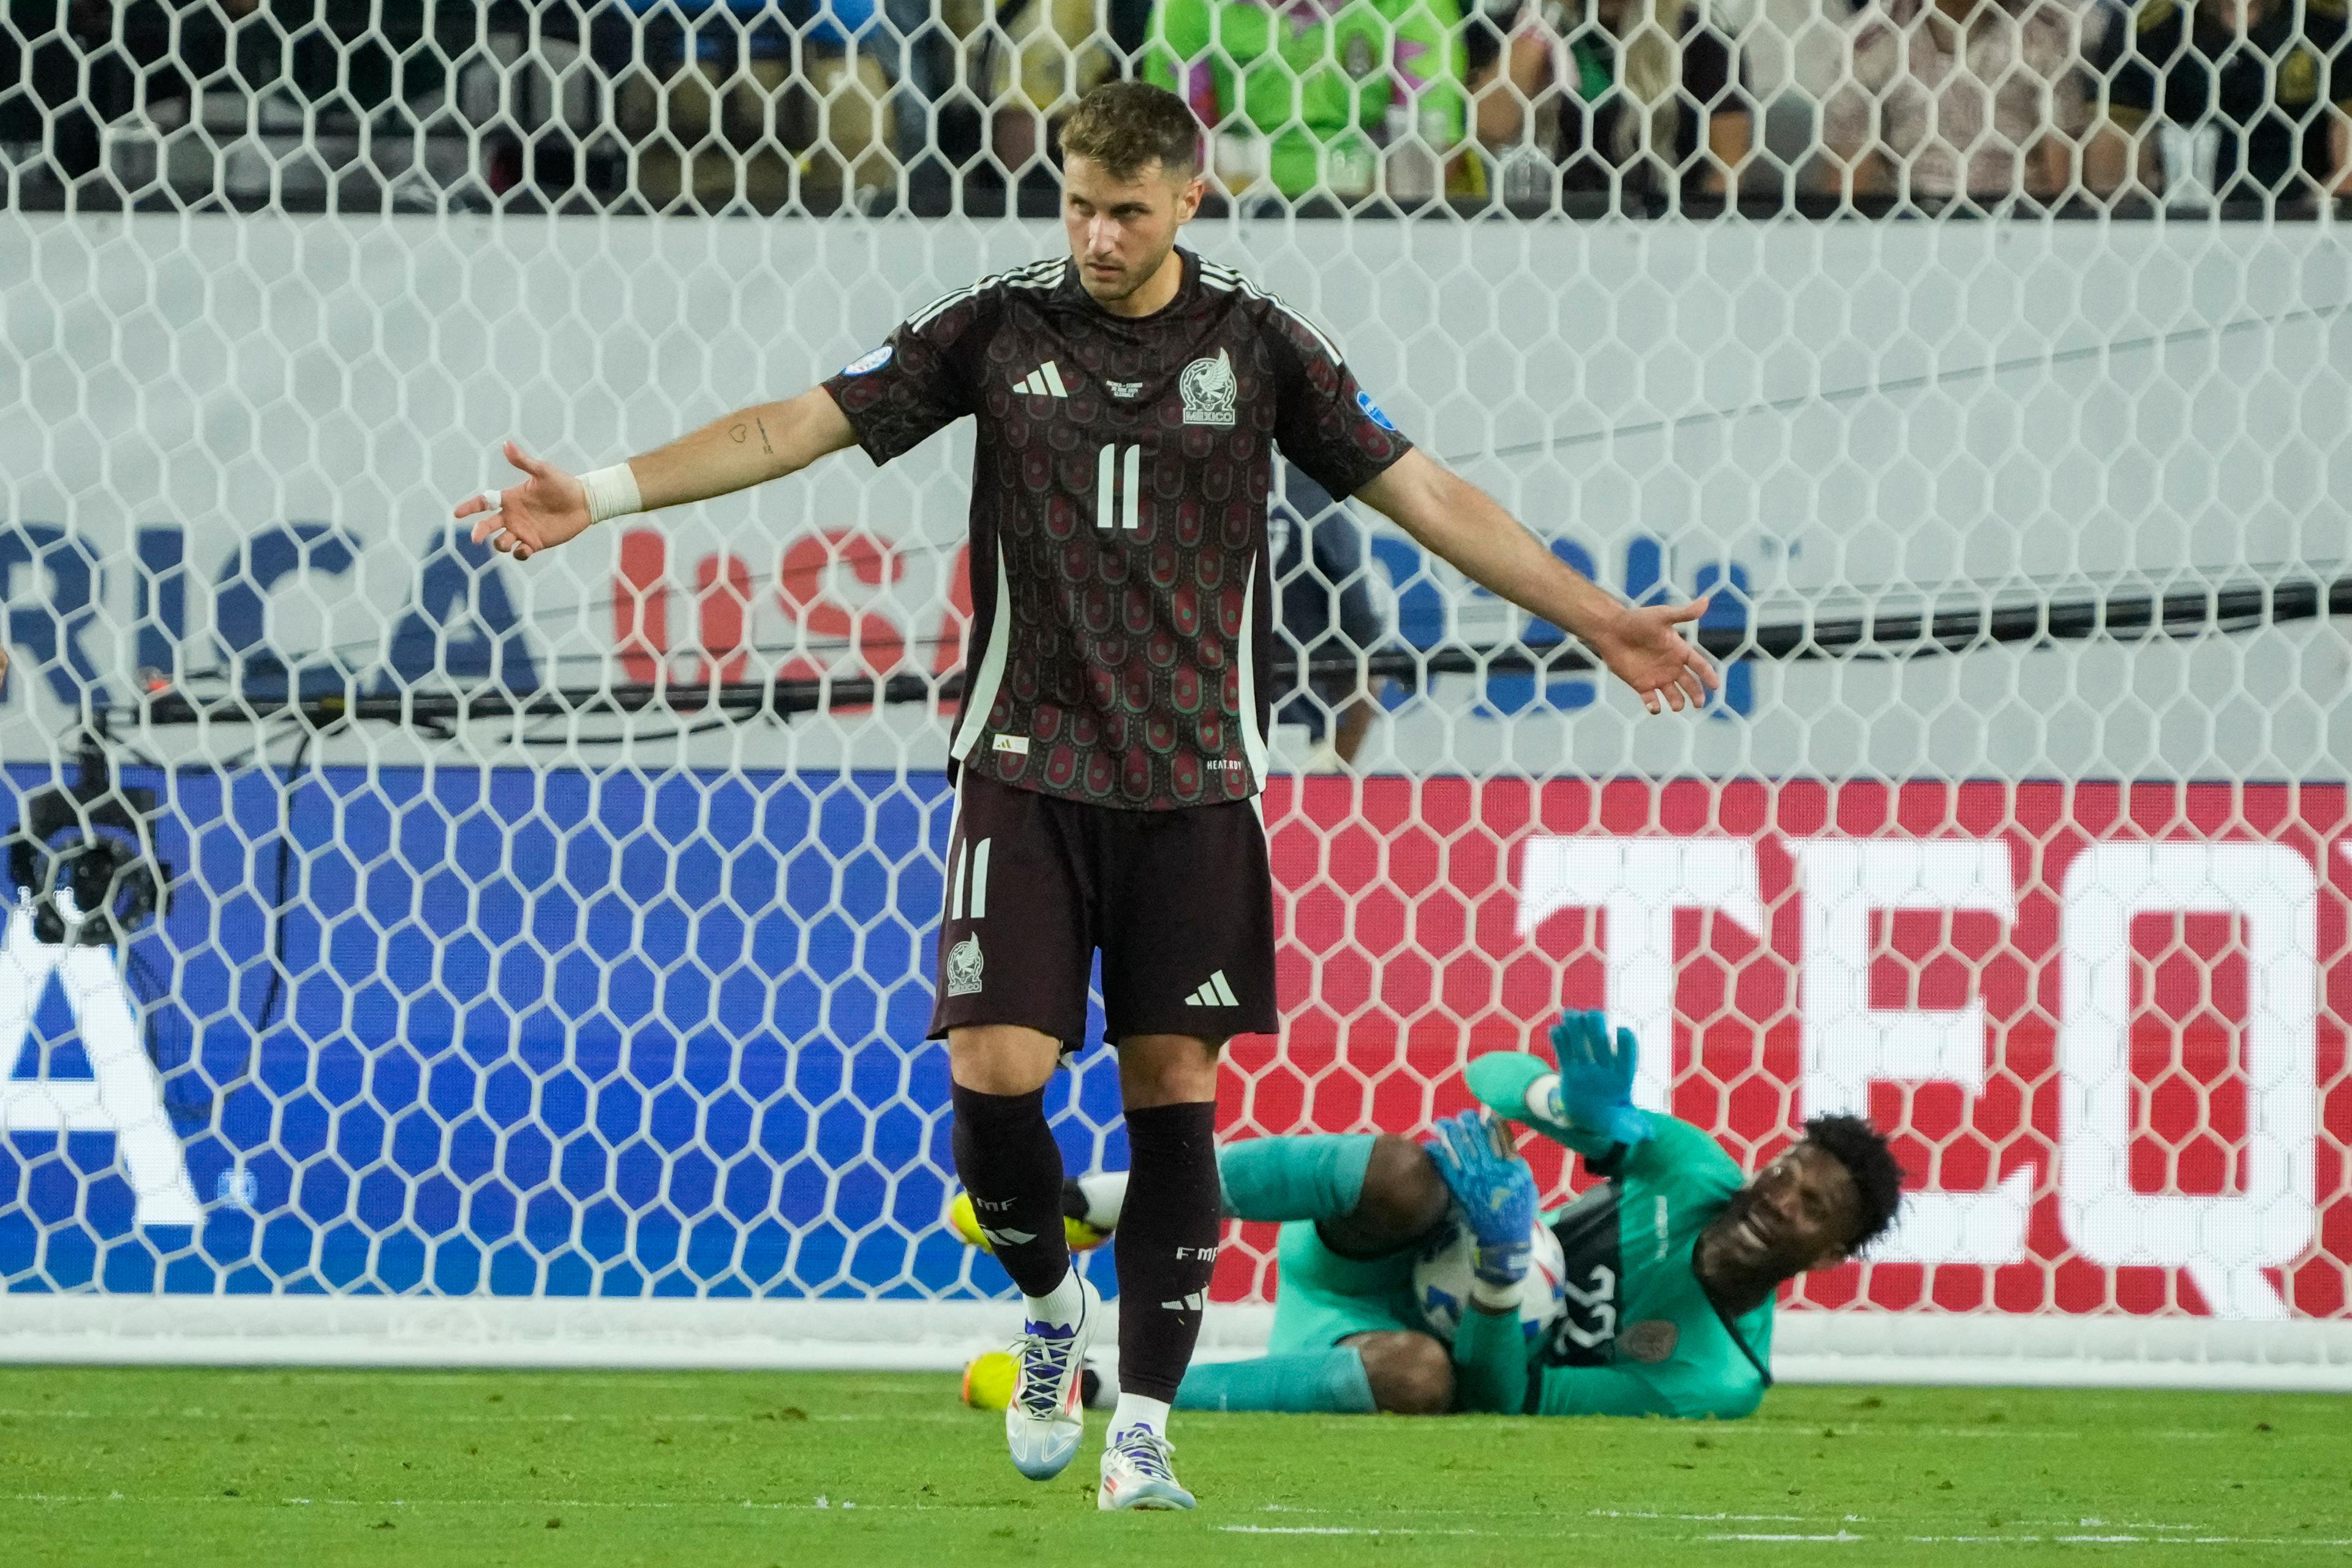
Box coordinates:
[941,786,968,918]
[1235,549,1270,793]
[908,258,1065,333]
[949,538,1016,764]
[1197,260,1344,364]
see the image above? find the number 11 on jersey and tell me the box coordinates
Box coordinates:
[1096,444,1142,532]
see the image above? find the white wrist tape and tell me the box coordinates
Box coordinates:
[1469,1276,1525,1314]
[579,462,643,526]
[1527,1073,1563,1124]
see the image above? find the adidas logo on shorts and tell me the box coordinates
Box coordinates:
[1183,970,1238,1008]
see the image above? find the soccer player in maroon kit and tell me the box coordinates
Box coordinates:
[459,81,1717,1511]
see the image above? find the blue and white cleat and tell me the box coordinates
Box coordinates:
[1003,1277,1101,1481]
[1097,1427,1195,1511]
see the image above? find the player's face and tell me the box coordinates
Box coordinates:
[1061,154,1204,307]
[1709,1144,1863,1283]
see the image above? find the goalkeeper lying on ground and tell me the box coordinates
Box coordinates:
[957,1012,1902,1419]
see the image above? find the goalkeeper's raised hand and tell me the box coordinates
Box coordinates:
[1542,1009,1654,1149]
[1423,1110,1537,1302]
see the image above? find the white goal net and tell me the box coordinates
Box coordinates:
[1,0,2348,1387]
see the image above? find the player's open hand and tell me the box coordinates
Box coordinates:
[1423,1110,1537,1287]
[454,441,590,562]
[1544,1010,1654,1148]
[1589,597,1719,716]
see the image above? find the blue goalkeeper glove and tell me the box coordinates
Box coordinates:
[1542,1009,1654,1150]
[1423,1110,1537,1291]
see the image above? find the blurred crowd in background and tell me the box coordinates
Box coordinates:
[2,0,2347,217]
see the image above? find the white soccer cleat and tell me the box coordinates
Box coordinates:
[1003,1276,1101,1481]
[1097,1427,1196,1512]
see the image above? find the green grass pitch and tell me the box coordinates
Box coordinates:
[4,1366,2346,1565]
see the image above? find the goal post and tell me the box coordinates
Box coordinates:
[2,6,2350,1388]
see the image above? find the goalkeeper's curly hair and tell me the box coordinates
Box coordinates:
[1803,1114,1905,1254]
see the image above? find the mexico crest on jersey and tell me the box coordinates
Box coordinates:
[1180,350,1237,427]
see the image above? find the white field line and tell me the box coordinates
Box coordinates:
[1730,1422,2235,1441]
[9,1492,2349,1547]
[1219,1526,1486,1537]
[1708,1532,2352,1549]
[2,1491,927,1513]
[1588,1509,1812,1522]
[0,1409,2265,1444]
[1596,1510,2215,1531]
[0,1407,964,1424]
[1653,1509,2352,1550]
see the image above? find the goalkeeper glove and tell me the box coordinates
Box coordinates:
[1423,1109,1538,1308]
[1542,1009,1654,1149]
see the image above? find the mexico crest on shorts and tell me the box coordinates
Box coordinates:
[1180,350,1237,427]
[946,935,984,997]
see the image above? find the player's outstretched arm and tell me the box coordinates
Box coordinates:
[1466,1051,1616,1160]
[1354,448,1719,714]
[1449,1292,1531,1415]
[456,386,859,560]
[1424,1110,1542,1415]
[1466,1012,1654,1158]
[1423,1111,1538,1303]
[1544,1010,1656,1150]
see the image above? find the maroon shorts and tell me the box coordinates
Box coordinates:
[927,772,1280,1049]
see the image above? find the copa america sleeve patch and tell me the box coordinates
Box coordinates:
[842,345,892,376]
[1355,388,1397,431]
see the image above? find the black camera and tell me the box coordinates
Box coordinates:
[6,742,173,947]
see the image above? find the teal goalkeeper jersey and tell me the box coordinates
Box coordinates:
[1452,1115,1773,1419]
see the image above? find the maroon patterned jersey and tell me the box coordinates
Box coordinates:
[823,250,1409,810]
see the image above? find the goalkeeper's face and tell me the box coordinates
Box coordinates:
[1061,154,1204,307]
[1707,1143,1864,1283]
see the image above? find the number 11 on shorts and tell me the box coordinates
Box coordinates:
[951,835,992,920]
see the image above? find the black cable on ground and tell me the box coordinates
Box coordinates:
[249,726,318,1043]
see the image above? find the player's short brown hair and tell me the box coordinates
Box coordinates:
[1059,81,1202,182]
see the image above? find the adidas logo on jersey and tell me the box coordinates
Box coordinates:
[1013,361,1069,398]
[1183,971,1238,1008]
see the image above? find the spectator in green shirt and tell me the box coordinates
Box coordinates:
[1142,0,1479,200]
